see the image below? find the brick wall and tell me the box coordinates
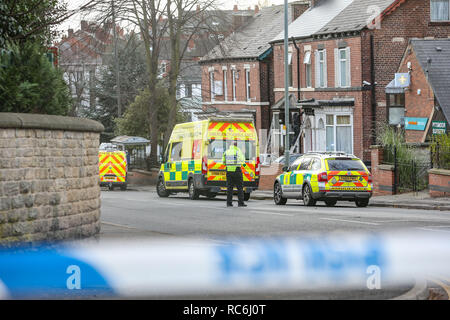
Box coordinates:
[371,145,395,195]
[372,0,450,131]
[429,169,450,198]
[258,163,284,190]
[0,113,104,244]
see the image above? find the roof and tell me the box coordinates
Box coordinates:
[410,39,450,123]
[202,4,292,62]
[110,136,150,145]
[272,0,353,42]
[315,0,395,35]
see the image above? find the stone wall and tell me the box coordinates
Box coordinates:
[0,113,104,244]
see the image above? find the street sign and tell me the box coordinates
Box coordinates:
[432,121,447,135]
[404,117,428,131]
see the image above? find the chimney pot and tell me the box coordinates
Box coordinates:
[255,5,260,14]
[233,4,238,12]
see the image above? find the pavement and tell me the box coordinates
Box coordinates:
[250,189,450,211]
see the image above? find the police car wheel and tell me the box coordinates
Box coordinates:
[302,185,316,206]
[188,179,200,200]
[355,199,369,208]
[156,178,169,198]
[325,199,337,207]
[274,182,287,205]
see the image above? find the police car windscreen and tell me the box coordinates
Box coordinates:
[208,139,256,160]
[326,159,366,171]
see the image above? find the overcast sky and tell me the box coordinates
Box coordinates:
[58,0,287,36]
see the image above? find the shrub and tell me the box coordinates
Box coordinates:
[430,133,450,170]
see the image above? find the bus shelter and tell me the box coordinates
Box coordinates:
[110,136,150,170]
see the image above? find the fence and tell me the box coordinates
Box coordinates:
[431,141,450,170]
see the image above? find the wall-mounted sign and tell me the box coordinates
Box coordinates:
[394,73,410,87]
[404,117,428,131]
[432,121,447,135]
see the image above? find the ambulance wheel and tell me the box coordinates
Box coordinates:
[156,178,170,198]
[120,184,127,191]
[302,184,316,206]
[188,179,200,200]
[274,182,287,205]
[243,193,251,202]
[355,199,369,207]
[324,199,337,207]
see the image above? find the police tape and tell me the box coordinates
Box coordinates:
[1,232,450,298]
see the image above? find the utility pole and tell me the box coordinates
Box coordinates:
[284,0,290,166]
[112,0,121,117]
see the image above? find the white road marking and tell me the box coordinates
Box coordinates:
[319,217,380,226]
[250,210,294,217]
[416,227,450,234]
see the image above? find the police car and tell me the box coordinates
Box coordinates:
[273,152,373,207]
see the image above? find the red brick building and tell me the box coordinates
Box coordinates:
[199,2,310,140]
[270,0,450,162]
[392,39,450,143]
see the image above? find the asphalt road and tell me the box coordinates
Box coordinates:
[97,188,450,300]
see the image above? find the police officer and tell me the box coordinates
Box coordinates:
[222,139,247,207]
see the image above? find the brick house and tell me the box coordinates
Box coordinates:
[199,2,310,143]
[270,0,450,162]
[391,39,450,143]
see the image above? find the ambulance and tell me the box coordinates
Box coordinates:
[99,146,128,191]
[157,118,260,200]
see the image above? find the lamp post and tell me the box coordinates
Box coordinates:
[284,0,290,166]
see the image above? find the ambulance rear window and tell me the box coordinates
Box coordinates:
[208,139,256,160]
[326,159,365,171]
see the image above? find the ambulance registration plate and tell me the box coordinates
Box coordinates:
[104,176,117,182]
[210,171,226,176]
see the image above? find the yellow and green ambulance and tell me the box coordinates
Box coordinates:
[157,118,260,200]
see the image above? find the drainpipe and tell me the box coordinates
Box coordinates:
[370,34,376,145]
[292,37,302,153]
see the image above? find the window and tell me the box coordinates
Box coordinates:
[431,0,450,21]
[170,142,183,161]
[325,115,353,154]
[245,69,251,102]
[315,49,327,88]
[311,158,322,171]
[304,51,312,88]
[288,53,293,87]
[232,69,237,101]
[289,157,303,171]
[208,139,256,161]
[387,93,405,126]
[335,48,351,87]
[299,157,312,170]
[326,159,366,171]
[185,84,192,98]
[223,70,228,101]
[209,71,215,101]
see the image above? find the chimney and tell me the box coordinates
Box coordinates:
[81,20,88,31]
[196,4,200,12]
[233,4,238,12]
[255,5,260,14]
[311,0,325,8]
[291,1,311,21]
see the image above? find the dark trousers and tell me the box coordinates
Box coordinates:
[226,167,245,205]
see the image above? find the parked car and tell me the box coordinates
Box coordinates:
[273,152,373,207]
[273,153,303,166]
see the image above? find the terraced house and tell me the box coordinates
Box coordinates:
[199,2,310,142]
[270,0,450,162]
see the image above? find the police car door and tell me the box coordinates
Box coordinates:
[281,157,304,198]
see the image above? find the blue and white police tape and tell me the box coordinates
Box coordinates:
[1,232,450,298]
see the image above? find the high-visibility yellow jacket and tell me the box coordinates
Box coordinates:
[222,145,245,172]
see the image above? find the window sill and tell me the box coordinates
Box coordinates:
[429,21,450,26]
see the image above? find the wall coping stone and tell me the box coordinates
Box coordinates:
[0,113,104,133]
[428,169,450,176]
[378,164,394,171]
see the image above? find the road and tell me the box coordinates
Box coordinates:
[97,188,450,299]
